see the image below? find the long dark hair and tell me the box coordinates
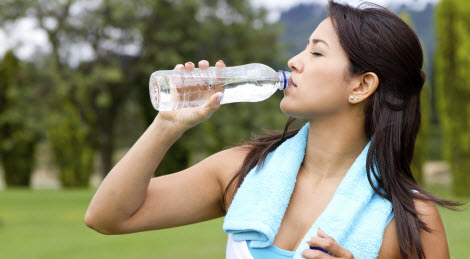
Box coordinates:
[223,1,462,259]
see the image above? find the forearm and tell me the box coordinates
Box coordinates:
[85,116,186,230]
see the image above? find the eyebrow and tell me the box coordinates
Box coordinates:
[308,38,329,48]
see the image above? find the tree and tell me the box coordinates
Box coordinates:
[0,0,97,186]
[132,0,287,175]
[0,0,288,181]
[400,11,431,184]
[435,0,470,196]
[0,51,44,186]
[1,0,143,183]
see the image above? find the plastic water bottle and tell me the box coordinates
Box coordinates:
[149,63,292,111]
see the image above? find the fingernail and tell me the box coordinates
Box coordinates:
[217,94,223,103]
[185,62,193,65]
[217,60,223,63]
[304,237,311,243]
[176,64,184,69]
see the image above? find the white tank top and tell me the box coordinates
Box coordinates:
[226,233,254,259]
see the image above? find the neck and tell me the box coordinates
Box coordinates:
[301,114,369,181]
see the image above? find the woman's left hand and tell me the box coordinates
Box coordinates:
[302,227,355,259]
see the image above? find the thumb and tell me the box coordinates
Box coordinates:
[202,92,223,108]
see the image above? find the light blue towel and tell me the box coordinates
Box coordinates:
[223,122,394,258]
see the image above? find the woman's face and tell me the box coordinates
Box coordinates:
[281,17,355,119]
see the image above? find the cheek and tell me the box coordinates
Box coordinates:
[281,87,346,118]
[280,63,349,118]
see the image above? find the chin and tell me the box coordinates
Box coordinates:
[280,98,290,114]
[280,99,318,120]
[280,99,303,118]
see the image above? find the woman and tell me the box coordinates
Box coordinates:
[85,1,461,258]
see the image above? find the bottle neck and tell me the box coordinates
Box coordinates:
[277,71,292,90]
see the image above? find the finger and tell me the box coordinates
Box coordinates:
[185,61,195,71]
[215,60,225,68]
[202,92,223,108]
[195,60,211,104]
[198,60,209,69]
[195,60,208,89]
[174,64,185,70]
[302,248,335,259]
[173,64,185,94]
[170,64,185,104]
[183,62,199,108]
[305,228,347,258]
[306,236,335,256]
[317,227,331,239]
[214,60,226,94]
[196,92,223,121]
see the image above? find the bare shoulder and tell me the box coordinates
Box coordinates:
[413,197,450,258]
[378,197,449,259]
[413,196,441,220]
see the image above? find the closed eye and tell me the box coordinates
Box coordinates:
[311,52,322,56]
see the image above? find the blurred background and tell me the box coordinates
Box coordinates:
[0,0,468,258]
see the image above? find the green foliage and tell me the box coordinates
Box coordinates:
[132,0,286,175]
[411,83,431,184]
[0,51,43,186]
[47,102,94,187]
[435,0,470,196]
[36,57,99,187]
[0,0,286,180]
[0,141,36,187]
[2,0,142,178]
[401,11,430,184]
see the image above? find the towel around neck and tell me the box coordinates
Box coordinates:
[223,122,394,258]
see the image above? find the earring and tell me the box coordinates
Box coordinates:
[356,97,359,100]
[350,96,354,100]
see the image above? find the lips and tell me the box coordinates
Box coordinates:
[291,79,298,88]
[285,76,297,90]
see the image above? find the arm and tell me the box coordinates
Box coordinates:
[378,199,450,259]
[84,116,181,234]
[84,60,240,234]
[116,144,247,234]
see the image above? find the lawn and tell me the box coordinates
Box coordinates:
[0,188,227,259]
[0,185,468,258]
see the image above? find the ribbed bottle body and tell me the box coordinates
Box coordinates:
[149,63,290,111]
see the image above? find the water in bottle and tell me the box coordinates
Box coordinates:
[149,63,292,111]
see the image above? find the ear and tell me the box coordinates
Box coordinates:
[349,72,379,103]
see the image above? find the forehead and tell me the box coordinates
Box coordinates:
[309,18,340,47]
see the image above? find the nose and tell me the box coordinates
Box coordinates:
[288,54,303,73]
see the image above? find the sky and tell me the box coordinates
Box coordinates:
[0,0,441,62]
[251,0,440,9]
[251,0,441,21]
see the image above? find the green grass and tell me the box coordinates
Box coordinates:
[424,185,470,258]
[0,188,227,259]
[0,186,468,258]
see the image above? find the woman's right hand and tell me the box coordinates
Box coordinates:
[155,60,226,131]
